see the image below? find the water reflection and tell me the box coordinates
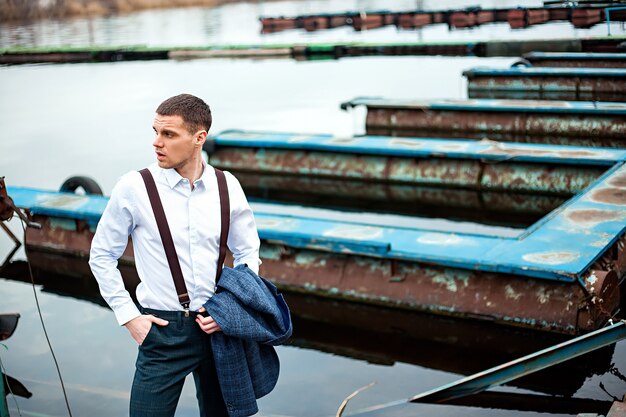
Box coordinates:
[1,257,625,417]
[0,0,623,49]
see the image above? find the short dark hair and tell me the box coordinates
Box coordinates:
[156,94,212,134]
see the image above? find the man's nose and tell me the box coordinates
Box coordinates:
[153,134,163,148]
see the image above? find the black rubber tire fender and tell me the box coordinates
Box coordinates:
[510,58,532,67]
[59,176,103,195]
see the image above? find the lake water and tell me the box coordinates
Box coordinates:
[1,0,625,416]
[0,0,623,48]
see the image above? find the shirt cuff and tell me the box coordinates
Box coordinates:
[114,302,142,326]
[234,258,261,275]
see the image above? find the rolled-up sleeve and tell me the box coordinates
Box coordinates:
[225,172,261,275]
[89,175,141,326]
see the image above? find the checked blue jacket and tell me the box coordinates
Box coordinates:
[203,264,292,417]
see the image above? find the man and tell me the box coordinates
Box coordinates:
[89,93,261,417]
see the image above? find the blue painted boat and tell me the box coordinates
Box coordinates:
[463,66,626,101]
[522,52,626,68]
[5,133,625,333]
[341,97,626,144]
[465,67,626,78]
[341,97,626,115]
[207,130,625,227]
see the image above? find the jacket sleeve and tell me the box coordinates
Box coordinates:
[204,267,292,346]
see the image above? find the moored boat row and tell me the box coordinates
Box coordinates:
[260,5,626,33]
[3,46,625,336]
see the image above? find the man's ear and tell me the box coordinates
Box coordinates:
[195,130,208,145]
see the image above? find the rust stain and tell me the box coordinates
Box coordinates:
[389,138,425,148]
[522,251,580,265]
[328,137,357,145]
[492,99,572,108]
[566,209,624,225]
[590,238,611,248]
[432,143,471,151]
[608,171,626,188]
[480,145,612,159]
[37,194,88,210]
[590,187,626,206]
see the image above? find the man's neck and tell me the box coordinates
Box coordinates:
[175,156,204,189]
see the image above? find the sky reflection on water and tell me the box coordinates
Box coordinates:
[2,276,625,417]
[0,0,624,48]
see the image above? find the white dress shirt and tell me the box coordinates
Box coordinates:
[89,162,261,326]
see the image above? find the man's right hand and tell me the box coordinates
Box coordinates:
[124,314,169,345]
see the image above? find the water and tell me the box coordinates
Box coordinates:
[1,272,625,417]
[1,1,625,415]
[2,264,626,417]
[0,0,624,48]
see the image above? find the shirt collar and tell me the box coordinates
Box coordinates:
[160,160,210,190]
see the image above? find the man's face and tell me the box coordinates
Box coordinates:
[152,114,202,170]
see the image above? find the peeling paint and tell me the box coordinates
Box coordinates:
[256,217,300,231]
[433,275,460,292]
[522,251,580,265]
[36,194,88,211]
[505,284,522,301]
[586,272,598,285]
[536,287,551,304]
[417,233,463,245]
[590,239,610,247]
[566,208,624,226]
[432,272,469,292]
[389,138,425,148]
[481,145,615,160]
[328,137,357,145]
[287,135,319,143]
[295,252,327,267]
[433,143,471,151]
[608,172,626,188]
[49,217,77,231]
[354,257,390,274]
[590,187,626,206]
[323,225,383,240]
[259,245,283,260]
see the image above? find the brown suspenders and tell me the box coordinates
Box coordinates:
[139,167,230,315]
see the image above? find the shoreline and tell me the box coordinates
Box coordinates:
[0,0,253,23]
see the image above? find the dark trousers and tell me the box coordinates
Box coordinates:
[130,307,229,417]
